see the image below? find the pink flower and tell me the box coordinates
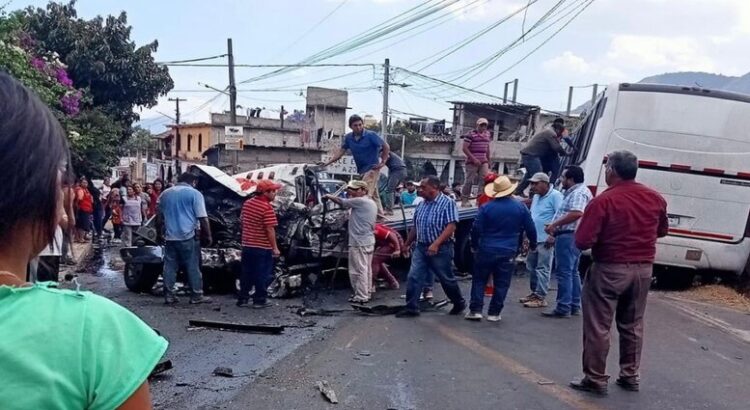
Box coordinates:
[55,68,73,87]
[30,57,46,72]
[60,91,81,116]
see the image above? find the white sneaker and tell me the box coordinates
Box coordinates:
[464,311,483,321]
[486,314,502,322]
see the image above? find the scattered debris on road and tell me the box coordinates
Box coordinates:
[537,379,555,385]
[295,307,347,317]
[213,367,234,378]
[315,380,339,404]
[356,350,371,357]
[680,285,750,312]
[149,360,173,378]
[188,319,285,334]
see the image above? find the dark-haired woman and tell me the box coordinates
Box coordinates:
[73,177,93,243]
[0,72,166,409]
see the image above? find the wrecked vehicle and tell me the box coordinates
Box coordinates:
[120,164,479,297]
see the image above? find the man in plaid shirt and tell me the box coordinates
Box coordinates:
[396,175,466,317]
[542,165,592,318]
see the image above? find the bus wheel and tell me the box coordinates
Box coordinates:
[654,268,695,290]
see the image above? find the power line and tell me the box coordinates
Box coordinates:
[157,54,228,65]
[271,0,351,60]
[164,63,377,68]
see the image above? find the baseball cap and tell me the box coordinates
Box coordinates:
[483,172,499,184]
[529,172,550,183]
[347,180,369,190]
[256,179,283,192]
[476,117,489,126]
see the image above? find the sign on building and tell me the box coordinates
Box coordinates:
[225,126,244,151]
[321,154,358,175]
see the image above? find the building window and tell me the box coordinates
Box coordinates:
[187,134,192,152]
[198,133,203,152]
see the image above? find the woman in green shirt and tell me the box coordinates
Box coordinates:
[0,73,168,409]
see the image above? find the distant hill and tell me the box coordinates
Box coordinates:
[574,71,750,113]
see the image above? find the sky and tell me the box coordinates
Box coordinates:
[13,0,750,132]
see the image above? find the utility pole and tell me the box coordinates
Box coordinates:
[512,78,518,103]
[381,58,390,138]
[503,83,509,104]
[168,97,186,177]
[566,86,574,117]
[503,79,518,104]
[227,38,239,173]
[591,83,599,106]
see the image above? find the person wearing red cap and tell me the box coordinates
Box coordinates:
[475,172,499,207]
[238,179,282,308]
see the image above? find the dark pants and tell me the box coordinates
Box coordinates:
[405,243,464,312]
[240,246,274,304]
[582,262,652,387]
[102,205,112,230]
[113,224,123,239]
[516,154,543,195]
[542,154,562,184]
[470,251,515,315]
[92,204,104,237]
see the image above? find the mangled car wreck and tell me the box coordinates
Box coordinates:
[120,164,478,297]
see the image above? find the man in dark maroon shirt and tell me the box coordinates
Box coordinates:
[571,150,668,396]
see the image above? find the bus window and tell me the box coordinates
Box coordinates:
[246,172,254,180]
[573,97,607,164]
[257,172,264,179]
[268,171,276,180]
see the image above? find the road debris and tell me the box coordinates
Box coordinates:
[188,319,285,335]
[537,379,555,385]
[316,380,339,404]
[357,350,371,357]
[213,367,234,378]
[149,360,173,378]
[296,307,347,317]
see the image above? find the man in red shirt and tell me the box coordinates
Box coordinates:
[238,179,282,308]
[372,224,403,291]
[571,150,668,395]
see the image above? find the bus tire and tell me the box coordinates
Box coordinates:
[454,232,474,274]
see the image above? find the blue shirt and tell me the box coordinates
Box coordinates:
[471,197,536,256]
[413,193,459,244]
[530,189,563,242]
[342,130,384,174]
[553,183,592,232]
[400,190,417,205]
[157,183,208,241]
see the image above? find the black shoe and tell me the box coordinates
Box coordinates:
[164,296,179,305]
[395,309,420,318]
[615,377,640,392]
[189,296,213,304]
[236,299,249,307]
[541,310,570,318]
[569,378,608,396]
[449,302,466,315]
[571,308,581,316]
[252,301,272,309]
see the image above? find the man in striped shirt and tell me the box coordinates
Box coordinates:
[397,175,466,317]
[238,179,282,308]
[461,117,492,207]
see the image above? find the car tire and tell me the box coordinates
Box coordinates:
[124,262,161,293]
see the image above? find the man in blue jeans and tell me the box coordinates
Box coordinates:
[238,180,282,308]
[520,172,563,308]
[465,175,536,322]
[157,172,213,305]
[542,166,592,317]
[396,175,466,318]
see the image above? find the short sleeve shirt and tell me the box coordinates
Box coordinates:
[341,130,384,174]
[341,197,377,246]
[241,196,278,249]
[530,189,564,242]
[414,193,459,244]
[0,283,168,410]
[157,183,208,241]
[553,183,592,232]
[121,196,143,226]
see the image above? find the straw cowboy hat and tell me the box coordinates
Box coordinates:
[484,175,517,198]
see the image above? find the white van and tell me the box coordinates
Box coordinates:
[566,83,750,281]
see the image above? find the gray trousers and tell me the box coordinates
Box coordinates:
[582,262,652,387]
[384,168,408,211]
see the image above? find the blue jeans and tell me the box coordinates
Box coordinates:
[516,154,543,195]
[163,238,203,300]
[553,233,581,314]
[470,251,515,315]
[526,244,554,297]
[240,246,274,304]
[405,243,464,312]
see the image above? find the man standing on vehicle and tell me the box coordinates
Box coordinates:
[157,172,213,305]
[516,121,571,195]
[321,114,390,218]
[569,151,668,395]
[383,151,408,215]
[542,165,591,318]
[324,180,377,303]
[461,118,492,207]
[519,172,563,308]
[238,180,282,308]
[396,175,466,317]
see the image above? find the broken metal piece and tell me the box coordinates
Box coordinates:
[316,380,339,404]
[149,360,173,378]
[213,367,234,378]
[188,319,285,335]
[351,304,402,315]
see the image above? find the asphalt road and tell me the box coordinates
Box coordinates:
[72,244,750,409]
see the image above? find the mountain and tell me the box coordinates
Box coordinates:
[574,71,750,113]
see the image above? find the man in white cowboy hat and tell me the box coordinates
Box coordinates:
[324,180,377,303]
[465,175,537,322]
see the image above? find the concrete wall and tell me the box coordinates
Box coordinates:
[306,86,347,109]
[236,147,322,172]
[174,124,212,161]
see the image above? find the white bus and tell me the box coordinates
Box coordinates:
[566,83,750,284]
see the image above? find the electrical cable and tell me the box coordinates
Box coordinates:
[156,54,228,65]
[270,0,351,61]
